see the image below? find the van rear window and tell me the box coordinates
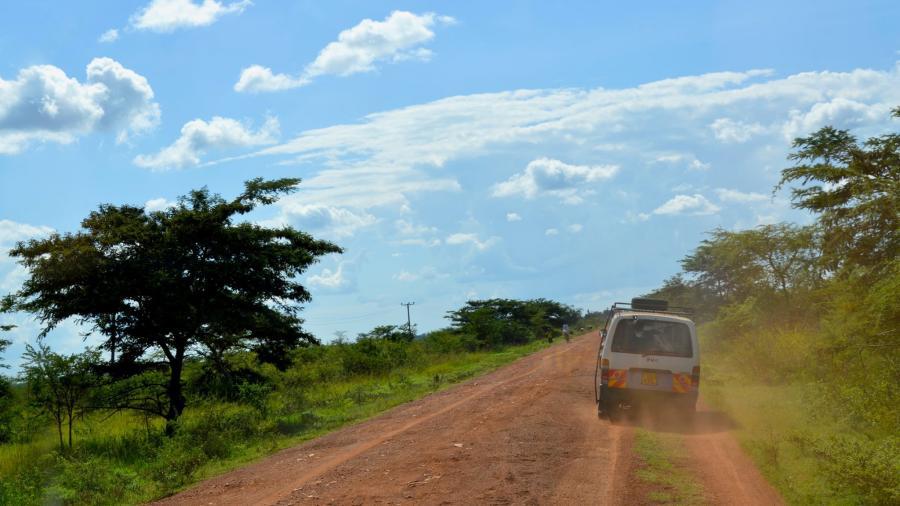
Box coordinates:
[611,319,692,357]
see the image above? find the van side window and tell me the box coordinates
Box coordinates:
[610,319,692,357]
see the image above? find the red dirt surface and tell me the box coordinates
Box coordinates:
[155,333,782,505]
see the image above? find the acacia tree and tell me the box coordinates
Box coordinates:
[778,107,899,275]
[21,338,98,450]
[9,178,341,433]
[447,299,581,347]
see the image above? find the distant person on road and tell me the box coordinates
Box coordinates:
[562,323,570,342]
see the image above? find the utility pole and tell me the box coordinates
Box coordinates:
[401,302,415,339]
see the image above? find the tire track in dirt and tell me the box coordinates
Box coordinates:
[609,399,784,504]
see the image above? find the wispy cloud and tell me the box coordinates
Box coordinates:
[714,188,770,203]
[98,28,119,43]
[210,63,899,234]
[445,233,497,251]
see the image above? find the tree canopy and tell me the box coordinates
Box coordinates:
[777,107,900,274]
[8,178,341,430]
[447,298,581,347]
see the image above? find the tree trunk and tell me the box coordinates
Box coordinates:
[164,346,186,437]
[55,413,64,451]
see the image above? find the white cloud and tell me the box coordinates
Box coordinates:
[445,233,497,251]
[395,219,435,236]
[393,270,418,282]
[567,223,583,233]
[506,212,522,222]
[545,228,559,236]
[273,203,377,239]
[235,11,454,93]
[0,220,54,250]
[714,188,770,203]
[653,153,710,171]
[689,159,711,171]
[134,116,278,169]
[0,220,54,293]
[0,58,160,154]
[492,158,619,204]
[213,63,899,237]
[238,64,899,178]
[396,238,442,247]
[98,29,119,43]
[234,65,309,93]
[710,117,767,143]
[393,266,446,282]
[781,97,886,140]
[308,262,349,290]
[130,0,251,32]
[651,194,721,216]
[144,197,176,212]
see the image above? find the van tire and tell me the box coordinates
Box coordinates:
[598,398,612,419]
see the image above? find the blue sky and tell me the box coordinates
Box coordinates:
[1,0,899,366]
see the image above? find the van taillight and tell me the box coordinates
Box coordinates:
[601,358,610,383]
[691,366,700,387]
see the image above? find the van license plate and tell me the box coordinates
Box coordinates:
[641,372,657,386]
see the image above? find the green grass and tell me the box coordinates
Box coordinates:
[700,380,876,505]
[0,339,551,505]
[632,429,705,505]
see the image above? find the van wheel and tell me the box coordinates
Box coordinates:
[597,396,614,419]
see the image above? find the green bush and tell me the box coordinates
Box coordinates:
[794,434,900,505]
[149,442,208,491]
[50,456,143,506]
[421,330,477,354]
[0,458,46,506]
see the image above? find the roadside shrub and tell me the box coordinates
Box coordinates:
[179,404,266,459]
[0,458,45,506]
[794,434,900,505]
[421,330,477,354]
[78,428,160,464]
[149,442,207,491]
[337,338,410,376]
[189,365,270,401]
[236,381,273,415]
[49,455,142,506]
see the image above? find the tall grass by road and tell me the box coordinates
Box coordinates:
[0,338,550,505]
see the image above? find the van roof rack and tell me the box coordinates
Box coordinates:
[610,299,694,317]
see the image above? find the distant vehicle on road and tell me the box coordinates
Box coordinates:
[594,298,699,417]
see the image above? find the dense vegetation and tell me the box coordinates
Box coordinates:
[0,178,581,506]
[647,108,899,504]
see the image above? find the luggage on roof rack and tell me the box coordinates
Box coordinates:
[631,298,668,311]
[609,298,694,316]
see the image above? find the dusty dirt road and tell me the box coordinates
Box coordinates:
[156,333,782,505]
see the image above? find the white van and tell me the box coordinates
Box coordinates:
[594,298,699,416]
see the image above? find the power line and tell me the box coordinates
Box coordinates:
[401,302,415,337]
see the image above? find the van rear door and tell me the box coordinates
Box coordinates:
[607,317,695,392]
